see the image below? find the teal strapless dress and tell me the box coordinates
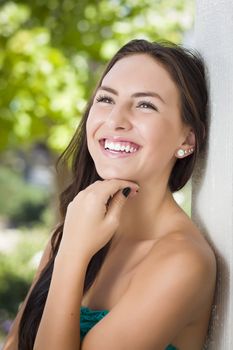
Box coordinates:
[80,306,177,350]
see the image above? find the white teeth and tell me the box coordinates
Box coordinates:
[104,139,138,153]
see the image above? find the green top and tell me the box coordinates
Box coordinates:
[80,306,177,350]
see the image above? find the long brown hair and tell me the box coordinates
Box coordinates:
[19,39,208,349]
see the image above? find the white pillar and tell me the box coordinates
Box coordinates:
[192,1,233,349]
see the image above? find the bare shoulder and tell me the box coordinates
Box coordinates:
[151,224,215,278]
[153,227,217,270]
[132,226,217,316]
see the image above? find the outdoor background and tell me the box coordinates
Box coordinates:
[0,0,194,346]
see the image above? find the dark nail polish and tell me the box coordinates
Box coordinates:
[122,187,131,197]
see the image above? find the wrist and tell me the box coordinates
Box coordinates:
[55,247,92,267]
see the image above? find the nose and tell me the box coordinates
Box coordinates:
[105,104,132,130]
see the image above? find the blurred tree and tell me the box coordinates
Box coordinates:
[0,0,194,153]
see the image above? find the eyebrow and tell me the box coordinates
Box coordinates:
[98,85,166,104]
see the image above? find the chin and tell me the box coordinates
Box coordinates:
[95,167,135,182]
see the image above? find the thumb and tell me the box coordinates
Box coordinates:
[105,187,133,224]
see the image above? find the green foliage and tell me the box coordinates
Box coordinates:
[0,165,50,226]
[0,0,194,153]
[0,229,48,316]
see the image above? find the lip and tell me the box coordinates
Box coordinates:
[99,139,141,159]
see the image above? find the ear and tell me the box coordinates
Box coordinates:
[175,128,196,159]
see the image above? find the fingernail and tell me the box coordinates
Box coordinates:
[122,187,131,198]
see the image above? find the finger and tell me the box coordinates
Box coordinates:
[85,179,139,206]
[105,187,135,225]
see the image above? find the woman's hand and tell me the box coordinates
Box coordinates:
[58,179,139,260]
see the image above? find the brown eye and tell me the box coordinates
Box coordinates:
[96,95,114,104]
[137,101,158,111]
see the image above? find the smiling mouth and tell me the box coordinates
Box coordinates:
[99,139,141,158]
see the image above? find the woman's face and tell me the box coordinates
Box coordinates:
[86,54,190,183]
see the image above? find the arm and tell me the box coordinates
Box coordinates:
[81,235,216,350]
[3,239,53,350]
[33,179,139,350]
[33,250,91,350]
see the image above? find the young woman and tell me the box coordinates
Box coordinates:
[4,39,216,350]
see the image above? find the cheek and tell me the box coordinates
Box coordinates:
[86,108,106,161]
[86,115,92,139]
[86,110,100,142]
[86,105,105,135]
[141,118,170,144]
[86,115,96,157]
[144,118,180,158]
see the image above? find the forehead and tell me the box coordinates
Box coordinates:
[102,54,179,105]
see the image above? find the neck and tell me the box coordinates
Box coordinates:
[112,176,182,245]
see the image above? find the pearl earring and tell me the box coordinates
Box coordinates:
[177,149,185,157]
[177,148,194,157]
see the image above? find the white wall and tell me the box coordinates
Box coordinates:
[192,1,233,348]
